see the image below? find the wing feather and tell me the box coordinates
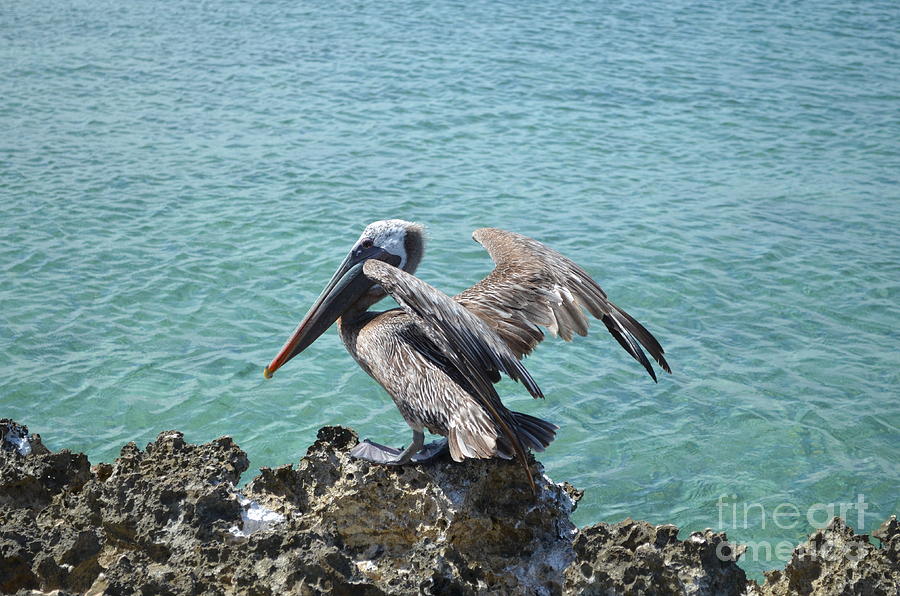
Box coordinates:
[456,228,671,380]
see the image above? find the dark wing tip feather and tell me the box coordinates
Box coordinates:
[609,305,671,375]
[601,313,658,382]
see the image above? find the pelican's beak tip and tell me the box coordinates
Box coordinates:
[263,366,273,379]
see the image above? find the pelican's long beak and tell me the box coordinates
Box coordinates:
[263,247,397,379]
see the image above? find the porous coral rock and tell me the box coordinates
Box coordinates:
[3,419,895,595]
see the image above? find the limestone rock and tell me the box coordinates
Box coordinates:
[1,419,87,511]
[759,516,900,596]
[243,425,578,594]
[563,519,747,595]
[2,419,896,595]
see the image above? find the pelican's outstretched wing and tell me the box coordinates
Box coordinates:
[362,259,540,492]
[455,228,671,381]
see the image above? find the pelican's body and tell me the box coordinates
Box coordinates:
[265,221,670,492]
[342,312,471,441]
[343,313,487,448]
[339,309,555,463]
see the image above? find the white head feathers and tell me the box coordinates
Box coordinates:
[357,219,424,272]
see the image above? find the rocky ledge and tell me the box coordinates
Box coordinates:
[1,419,897,595]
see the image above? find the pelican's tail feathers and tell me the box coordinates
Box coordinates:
[509,411,558,453]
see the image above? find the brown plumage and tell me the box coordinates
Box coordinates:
[265,220,671,495]
[457,228,671,380]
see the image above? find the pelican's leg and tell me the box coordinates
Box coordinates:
[349,430,449,465]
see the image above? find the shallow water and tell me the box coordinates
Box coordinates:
[2,0,898,579]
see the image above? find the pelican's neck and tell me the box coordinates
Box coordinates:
[336,289,386,368]
[338,286,388,327]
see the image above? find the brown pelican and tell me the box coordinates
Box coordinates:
[264,220,670,492]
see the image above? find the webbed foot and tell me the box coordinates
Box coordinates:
[410,439,449,463]
[349,439,406,464]
[349,431,448,466]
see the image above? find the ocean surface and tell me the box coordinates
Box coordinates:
[2,0,898,579]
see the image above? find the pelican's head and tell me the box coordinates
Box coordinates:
[354,219,425,274]
[263,219,425,379]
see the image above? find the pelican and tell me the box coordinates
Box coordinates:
[264,220,670,493]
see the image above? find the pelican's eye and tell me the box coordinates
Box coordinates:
[360,238,374,249]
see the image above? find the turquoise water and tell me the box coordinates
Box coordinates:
[3,0,898,579]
